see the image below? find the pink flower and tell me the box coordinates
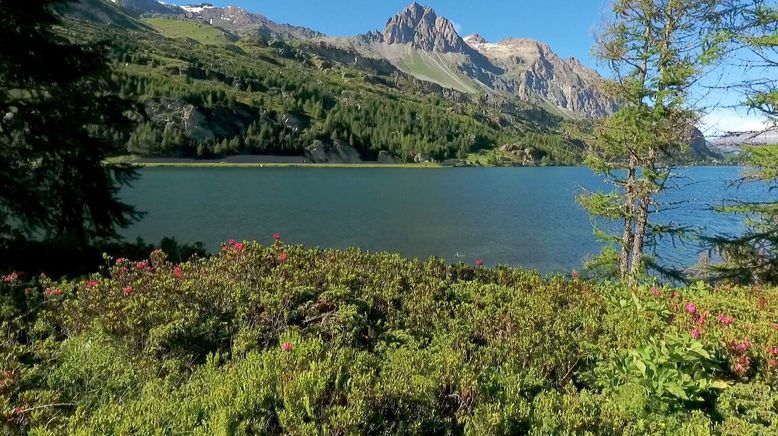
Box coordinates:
[2,272,19,283]
[44,288,63,297]
[222,240,245,254]
[690,328,701,339]
[572,271,580,280]
[136,261,148,271]
[116,258,126,265]
[731,339,752,353]
[273,233,281,241]
[174,266,183,279]
[685,302,697,315]
[85,280,99,289]
[651,286,661,297]
[278,252,289,263]
[734,363,746,375]
[717,313,735,327]
[769,347,778,357]
[13,406,24,415]
[123,286,134,296]
[769,359,777,368]
[281,342,293,352]
[475,259,484,267]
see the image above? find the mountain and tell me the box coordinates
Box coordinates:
[334,3,616,118]
[708,128,778,155]
[109,0,182,16]
[382,2,469,53]
[178,4,324,40]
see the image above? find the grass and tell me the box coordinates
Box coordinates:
[400,51,478,94]
[142,17,234,46]
[106,156,443,169]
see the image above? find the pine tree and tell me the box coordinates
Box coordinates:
[0,0,139,245]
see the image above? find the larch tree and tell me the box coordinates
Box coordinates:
[579,0,723,285]
[707,0,777,284]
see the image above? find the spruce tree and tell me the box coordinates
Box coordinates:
[0,0,139,245]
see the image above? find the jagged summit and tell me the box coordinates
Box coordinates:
[464,34,489,45]
[383,3,467,53]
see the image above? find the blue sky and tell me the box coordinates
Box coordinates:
[166,0,769,135]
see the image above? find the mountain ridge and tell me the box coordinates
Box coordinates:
[73,0,615,118]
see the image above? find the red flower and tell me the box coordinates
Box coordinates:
[281,342,293,352]
[475,259,484,267]
[44,288,63,297]
[123,286,134,296]
[222,240,245,254]
[278,252,289,263]
[731,339,752,353]
[2,272,18,283]
[571,271,580,280]
[174,266,183,279]
[85,280,99,289]
[136,261,149,271]
[685,302,697,315]
[116,258,126,265]
[13,406,24,416]
[690,328,701,339]
[717,313,735,327]
[769,359,777,368]
[769,347,778,357]
[273,233,281,241]
[650,286,661,297]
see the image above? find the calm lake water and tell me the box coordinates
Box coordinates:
[121,166,767,273]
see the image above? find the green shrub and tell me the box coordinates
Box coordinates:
[2,242,777,433]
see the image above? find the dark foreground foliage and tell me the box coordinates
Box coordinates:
[1,241,777,434]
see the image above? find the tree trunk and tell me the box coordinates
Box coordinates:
[620,160,637,279]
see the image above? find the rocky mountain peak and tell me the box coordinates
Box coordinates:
[383,3,467,53]
[464,34,488,45]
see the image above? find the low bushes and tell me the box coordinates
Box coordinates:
[1,240,777,434]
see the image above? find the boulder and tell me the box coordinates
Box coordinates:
[305,140,363,164]
[377,151,399,164]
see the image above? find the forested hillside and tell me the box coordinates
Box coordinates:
[59,14,588,164]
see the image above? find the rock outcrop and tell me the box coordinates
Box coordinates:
[383,3,468,53]
[305,140,363,163]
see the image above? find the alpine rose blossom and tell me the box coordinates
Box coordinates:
[651,286,661,297]
[731,339,752,353]
[769,360,777,368]
[123,286,134,296]
[281,342,292,352]
[85,280,99,289]
[44,288,63,297]
[769,347,778,357]
[278,252,289,263]
[2,272,18,283]
[174,266,183,279]
[572,271,580,280]
[685,302,697,315]
[273,233,281,241]
[690,328,701,339]
[475,259,484,267]
[717,313,735,327]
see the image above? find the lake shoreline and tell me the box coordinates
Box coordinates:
[108,155,734,169]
